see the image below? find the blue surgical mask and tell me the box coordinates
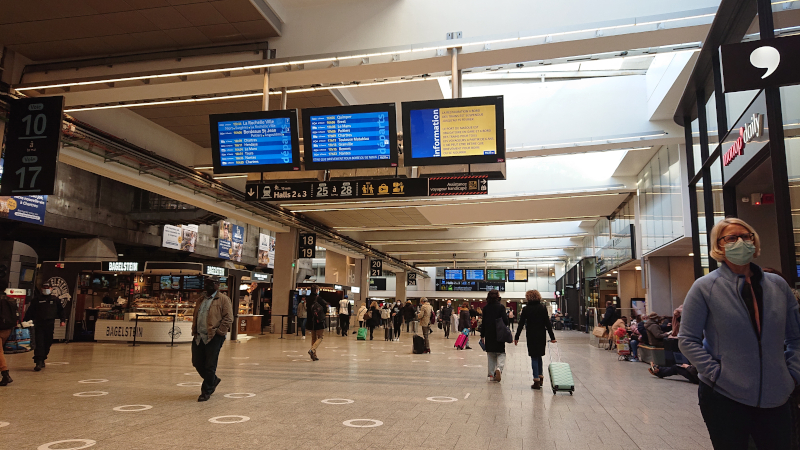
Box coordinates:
[724,239,756,266]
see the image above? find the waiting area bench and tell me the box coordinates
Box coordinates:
[638,344,666,365]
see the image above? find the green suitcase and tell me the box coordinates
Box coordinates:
[547,343,574,395]
[357,327,367,340]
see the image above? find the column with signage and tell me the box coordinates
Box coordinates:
[396,270,407,303]
[271,228,299,333]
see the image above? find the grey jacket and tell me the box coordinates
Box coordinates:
[679,262,800,408]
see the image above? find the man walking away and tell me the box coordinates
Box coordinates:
[418,297,433,354]
[402,300,415,332]
[191,276,233,402]
[0,281,19,385]
[307,286,327,360]
[441,301,453,339]
[297,296,307,340]
[339,296,350,337]
[601,300,617,350]
[24,282,66,371]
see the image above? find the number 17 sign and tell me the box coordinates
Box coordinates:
[0,96,65,196]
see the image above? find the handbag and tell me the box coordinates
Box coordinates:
[438,322,442,329]
[495,317,513,343]
[592,326,608,338]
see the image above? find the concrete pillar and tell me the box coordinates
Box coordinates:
[647,256,695,316]
[395,271,407,303]
[271,227,298,332]
[262,70,270,111]
[324,249,348,284]
[617,269,646,315]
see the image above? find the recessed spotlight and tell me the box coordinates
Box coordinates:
[117,253,124,256]
[688,253,695,256]
[635,266,642,271]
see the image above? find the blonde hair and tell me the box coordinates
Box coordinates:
[526,290,542,301]
[370,301,378,309]
[709,217,761,262]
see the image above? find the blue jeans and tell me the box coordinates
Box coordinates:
[531,355,543,379]
[630,339,639,358]
[298,318,306,336]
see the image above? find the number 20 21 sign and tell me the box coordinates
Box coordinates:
[0,96,65,196]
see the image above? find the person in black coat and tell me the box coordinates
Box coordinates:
[479,290,509,382]
[368,301,380,340]
[401,301,416,332]
[601,300,617,350]
[24,283,66,371]
[514,290,556,390]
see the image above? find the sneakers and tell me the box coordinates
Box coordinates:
[302,336,306,340]
[629,358,639,362]
[494,369,502,382]
[649,362,660,376]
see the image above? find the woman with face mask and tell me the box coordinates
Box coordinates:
[679,218,800,450]
[392,301,403,341]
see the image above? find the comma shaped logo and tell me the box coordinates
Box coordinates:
[750,45,780,79]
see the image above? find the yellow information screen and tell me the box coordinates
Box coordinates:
[440,105,497,157]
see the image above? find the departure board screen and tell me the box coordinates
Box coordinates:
[444,269,465,280]
[302,104,398,170]
[402,96,505,166]
[508,269,528,282]
[486,269,506,281]
[209,110,300,174]
[465,269,485,281]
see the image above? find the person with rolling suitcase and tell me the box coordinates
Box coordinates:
[547,342,574,395]
[457,303,473,350]
[417,298,433,353]
[454,328,469,350]
[514,290,556,390]
[479,290,509,382]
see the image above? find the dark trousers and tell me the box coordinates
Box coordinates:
[406,320,411,332]
[394,320,401,339]
[443,320,451,338]
[298,318,306,337]
[192,334,225,395]
[656,365,699,384]
[33,320,55,363]
[368,325,375,339]
[698,382,791,450]
[339,314,349,336]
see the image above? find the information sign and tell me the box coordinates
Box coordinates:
[209,110,301,173]
[444,269,464,280]
[407,272,417,286]
[428,175,488,196]
[245,177,430,201]
[370,259,383,277]
[436,280,505,292]
[508,269,528,282]
[486,269,506,281]
[0,96,65,196]
[465,269,485,281]
[298,233,316,259]
[720,34,800,93]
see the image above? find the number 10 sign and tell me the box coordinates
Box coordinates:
[0,96,65,196]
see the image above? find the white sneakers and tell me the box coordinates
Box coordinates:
[302,336,306,340]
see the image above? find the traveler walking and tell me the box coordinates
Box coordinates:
[679,218,800,450]
[23,282,66,371]
[458,302,472,349]
[367,301,380,340]
[306,286,327,361]
[441,300,453,339]
[392,300,403,341]
[380,303,391,328]
[479,290,509,382]
[0,281,19,386]
[601,300,617,350]
[508,307,515,332]
[514,290,556,390]
[191,276,233,402]
[338,296,350,337]
[402,300,415,332]
[356,302,367,330]
[297,296,307,339]
[417,297,433,353]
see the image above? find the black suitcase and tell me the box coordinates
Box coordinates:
[385,327,392,341]
[412,335,425,354]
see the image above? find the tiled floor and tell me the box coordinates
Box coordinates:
[0,327,712,449]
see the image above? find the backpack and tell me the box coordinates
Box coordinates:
[311,300,326,326]
[380,308,390,319]
[0,297,18,330]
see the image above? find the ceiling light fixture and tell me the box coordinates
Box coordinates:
[688,253,695,256]
[212,175,248,180]
[193,166,214,170]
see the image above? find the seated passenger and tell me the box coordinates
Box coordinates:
[648,362,700,384]
[645,312,670,348]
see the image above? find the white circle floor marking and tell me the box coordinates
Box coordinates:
[112,405,152,412]
[427,396,458,403]
[177,382,202,387]
[292,359,311,362]
[394,354,411,357]
[324,346,338,349]
[48,362,69,365]
[0,422,9,428]
[224,393,256,399]
[231,357,249,360]
[239,363,260,366]
[463,364,482,368]
[448,357,464,360]
[412,360,430,363]
[37,440,96,450]
[382,350,396,353]
[343,419,383,428]
[209,415,250,424]
[73,391,108,397]
[78,379,108,384]
[353,359,370,361]
[321,398,354,405]
[184,372,196,376]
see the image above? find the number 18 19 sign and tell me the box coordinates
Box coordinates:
[0,96,65,196]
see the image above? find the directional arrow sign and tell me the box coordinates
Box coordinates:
[246,187,257,200]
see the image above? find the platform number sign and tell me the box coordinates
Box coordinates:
[298,233,316,259]
[370,259,383,277]
[0,96,65,196]
[407,272,416,286]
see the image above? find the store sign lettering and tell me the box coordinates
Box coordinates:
[206,266,225,276]
[723,114,763,166]
[106,262,139,272]
[106,326,143,338]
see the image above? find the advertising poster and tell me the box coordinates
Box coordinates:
[0,158,48,225]
[258,233,276,268]
[162,224,199,252]
[218,221,244,262]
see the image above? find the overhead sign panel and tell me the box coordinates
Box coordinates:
[720,34,800,93]
[209,110,301,174]
[302,103,398,170]
[428,175,488,196]
[402,96,505,166]
[0,96,65,196]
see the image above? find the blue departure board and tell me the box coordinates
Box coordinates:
[444,269,465,280]
[465,269,485,281]
[302,104,398,170]
[210,110,300,174]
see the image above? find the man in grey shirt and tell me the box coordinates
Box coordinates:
[191,276,233,402]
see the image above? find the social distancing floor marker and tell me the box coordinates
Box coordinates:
[464,393,470,399]
[184,372,196,376]
[224,393,256,399]
[231,357,249,360]
[463,365,482,368]
[73,391,108,397]
[448,357,464,359]
[0,422,9,428]
[353,359,370,361]
[177,382,202,387]
[239,363,260,365]
[78,379,108,384]
[209,415,250,424]
[322,398,354,405]
[38,440,96,450]
[293,359,312,362]
[48,362,69,365]
[412,360,430,363]
[342,419,383,428]
[427,396,458,402]
[113,405,152,412]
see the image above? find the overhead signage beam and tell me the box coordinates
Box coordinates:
[244,175,488,202]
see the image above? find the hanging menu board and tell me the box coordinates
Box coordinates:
[302,104,398,170]
[402,96,505,166]
[209,110,301,174]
